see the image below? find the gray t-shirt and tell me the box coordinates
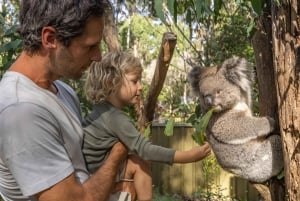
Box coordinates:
[0,72,89,201]
[82,101,175,174]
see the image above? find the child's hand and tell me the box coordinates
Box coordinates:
[190,142,211,162]
[173,142,211,163]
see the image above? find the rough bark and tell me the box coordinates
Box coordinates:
[103,0,120,52]
[252,12,285,201]
[253,14,278,119]
[143,32,177,126]
[271,0,300,200]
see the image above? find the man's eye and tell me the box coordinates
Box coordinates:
[90,45,97,50]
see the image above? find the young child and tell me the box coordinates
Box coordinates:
[82,51,211,201]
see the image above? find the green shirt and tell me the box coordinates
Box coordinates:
[82,102,175,173]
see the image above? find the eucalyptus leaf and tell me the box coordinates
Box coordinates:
[250,0,263,15]
[195,0,203,21]
[213,0,222,14]
[154,0,167,24]
[143,124,151,139]
[276,169,285,180]
[0,39,22,53]
[167,0,175,18]
[192,107,215,145]
[164,117,175,136]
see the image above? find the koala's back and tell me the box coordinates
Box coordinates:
[206,110,283,183]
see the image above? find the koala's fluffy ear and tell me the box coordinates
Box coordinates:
[188,66,203,96]
[219,56,253,105]
[188,66,218,96]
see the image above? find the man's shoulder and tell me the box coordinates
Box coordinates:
[0,72,59,113]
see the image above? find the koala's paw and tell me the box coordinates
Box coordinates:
[266,116,275,131]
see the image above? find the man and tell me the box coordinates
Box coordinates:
[0,0,128,200]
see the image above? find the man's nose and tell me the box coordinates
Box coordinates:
[91,46,102,62]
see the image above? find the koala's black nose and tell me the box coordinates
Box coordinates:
[204,95,213,106]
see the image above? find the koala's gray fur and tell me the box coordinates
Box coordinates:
[188,56,283,183]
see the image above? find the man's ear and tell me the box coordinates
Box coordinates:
[41,26,57,49]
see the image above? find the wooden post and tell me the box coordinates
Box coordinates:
[142,32,177,128]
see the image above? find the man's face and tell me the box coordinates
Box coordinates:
[50,16,104,80]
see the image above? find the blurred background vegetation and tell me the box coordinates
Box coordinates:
[0,0,256,120]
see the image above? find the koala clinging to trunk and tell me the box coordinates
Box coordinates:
[188,56,283,183]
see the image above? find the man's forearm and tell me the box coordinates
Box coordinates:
[83,142,128,201]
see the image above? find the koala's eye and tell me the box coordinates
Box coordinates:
[216,90,221,95]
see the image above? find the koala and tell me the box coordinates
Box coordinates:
[188,56,283,183]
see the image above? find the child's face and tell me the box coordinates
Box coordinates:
[115,71,143,108]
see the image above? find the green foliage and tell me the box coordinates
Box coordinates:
[277,169,285,180]
[164,117,174,136]
[154,0,166,24]
[250,0,265,15]
[118,14,169,64]
[153,188,182,201]
[193,184,240,201]
[143,124,151,139]
[0,2,22,78]
[189,107,215,145]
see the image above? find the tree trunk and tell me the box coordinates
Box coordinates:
[271,0,300,200]
[252,11,285,201]
[103,0,120,52]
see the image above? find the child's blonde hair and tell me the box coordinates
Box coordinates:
[85,51,143,104]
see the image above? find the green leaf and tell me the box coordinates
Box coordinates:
[3,25,19,37]
[167,0,175,18]
[247,18,256,38]
[154,0,167,24]
[167,0,177,24]
[173,0,178,24]
[0,39,22,53]
[186,8,191,24]
[143,124,151,139]
[213,0,222,15]
[192,108,215,145]
[195,0,203,21]
[276,169,285,180]
[250,0,263,15]
[164,117,175,136]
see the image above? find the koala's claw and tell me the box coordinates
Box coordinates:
[266,116,276,130]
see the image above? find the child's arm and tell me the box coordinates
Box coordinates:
[173,142,211,163]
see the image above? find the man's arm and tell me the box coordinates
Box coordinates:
[36,142,128,201]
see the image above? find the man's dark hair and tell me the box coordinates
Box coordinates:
[18,0,105,53]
